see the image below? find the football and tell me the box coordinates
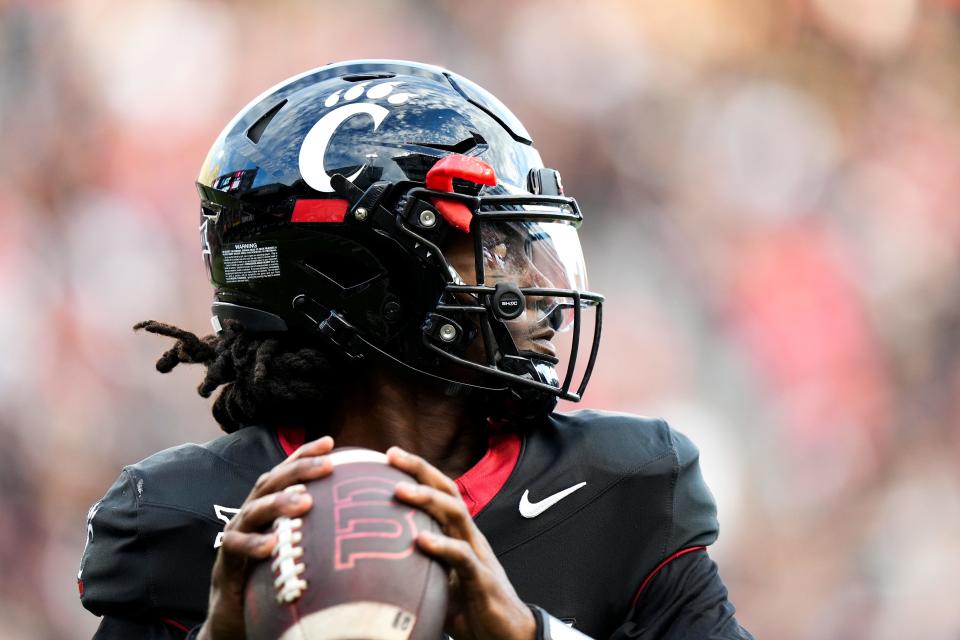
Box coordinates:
[244,448,449,640]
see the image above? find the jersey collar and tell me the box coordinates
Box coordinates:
[274,425,521,519]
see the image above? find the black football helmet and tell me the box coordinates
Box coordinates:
[197,60,603,418]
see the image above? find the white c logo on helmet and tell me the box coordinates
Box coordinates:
[298,82,413,193]
[298,102,389,192]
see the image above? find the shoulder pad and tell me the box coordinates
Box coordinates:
[78,426,286,623]
[479,410,718,555]
[551,410,718,549]
[78,469,148,617]
[548,409,676,475]
[125,426,285,513]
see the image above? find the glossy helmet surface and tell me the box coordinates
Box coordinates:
[197,60,603,418]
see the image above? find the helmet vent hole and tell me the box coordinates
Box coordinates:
[342,72,396,82]
[246,99,287,144]
[415,133,486,155]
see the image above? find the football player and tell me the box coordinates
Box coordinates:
[78,60,754,640]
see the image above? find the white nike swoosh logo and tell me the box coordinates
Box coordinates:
[519,481,588,518]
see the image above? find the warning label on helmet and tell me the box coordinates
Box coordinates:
[222,242,280,283]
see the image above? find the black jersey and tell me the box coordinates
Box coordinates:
[78,410,752,639]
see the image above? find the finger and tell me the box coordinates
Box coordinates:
[221,530,278,562]
[395,482,476,540]
[250,454,333,499]
[387,447,460,497]
[229,484,313,534]
[285,435,335,463]
[416,530,484,585]
[214,530,278,582]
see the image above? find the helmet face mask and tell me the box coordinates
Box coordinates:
[417,194,602,403]
[198,60,603,418]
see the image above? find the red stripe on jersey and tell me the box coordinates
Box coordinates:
[272,426,518,514]
[162,618,190,633]
[291,199,349,223]
[77,579,83,597]
[631,546,707,608]
[277,426,306,457]
[455,431,521,517]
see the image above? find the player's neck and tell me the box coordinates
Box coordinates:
[329,369,489,478]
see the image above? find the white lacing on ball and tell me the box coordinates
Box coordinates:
[271,516,307,603]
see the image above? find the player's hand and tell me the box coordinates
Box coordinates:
[388,446,537,640]
[198,436,336,640]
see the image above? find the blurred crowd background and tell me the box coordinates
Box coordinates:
[1,0,959,638]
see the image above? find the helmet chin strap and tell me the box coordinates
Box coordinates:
[480,316,562,420]
[354,322,560,421]
[496,354,560,420]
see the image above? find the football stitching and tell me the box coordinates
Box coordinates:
[271,516,308,603]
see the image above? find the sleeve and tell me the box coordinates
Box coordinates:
[607,549,753,639]
[666,428,719,552]
[604,427,753,639]
[79,470,202,637]
[91,616,197,639]
[526,550,751,640]
[79,469,152,617]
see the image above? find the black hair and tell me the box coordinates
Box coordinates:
[134,320,347,433]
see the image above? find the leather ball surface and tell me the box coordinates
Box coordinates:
[244,448,448,640]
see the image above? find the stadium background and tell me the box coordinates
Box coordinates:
[1,0,959,637]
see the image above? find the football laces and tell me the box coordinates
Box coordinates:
[271,516,308,603]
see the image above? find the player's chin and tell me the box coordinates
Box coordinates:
[516,339,559,360]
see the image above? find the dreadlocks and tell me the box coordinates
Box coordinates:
[134,320,347,434]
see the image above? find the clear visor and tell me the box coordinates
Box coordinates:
[478,219,588,331]
[437,213,601,401]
